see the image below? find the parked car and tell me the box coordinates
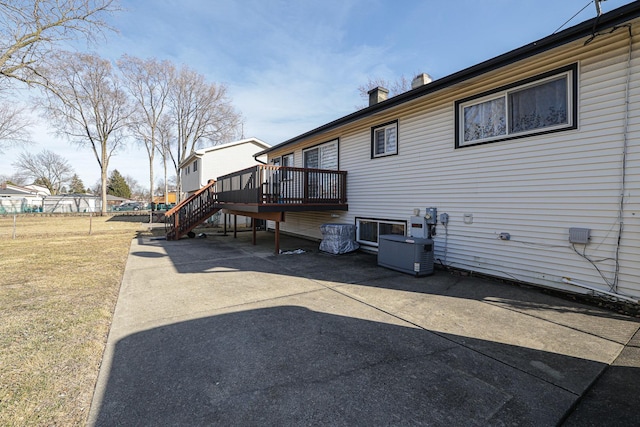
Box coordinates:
[115,202,145,211]
[153,203,175,211]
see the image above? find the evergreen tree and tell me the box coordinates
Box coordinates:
[69,174,86,193]
[107,170,132,199]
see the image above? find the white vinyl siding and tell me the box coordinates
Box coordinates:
[270,23,640,299]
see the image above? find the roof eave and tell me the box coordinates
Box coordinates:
[255,1,640,158]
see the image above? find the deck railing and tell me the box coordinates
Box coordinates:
[215,165,347,205]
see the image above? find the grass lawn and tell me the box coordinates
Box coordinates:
[0,215,156,426]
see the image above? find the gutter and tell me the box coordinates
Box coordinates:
[254,1,640,158]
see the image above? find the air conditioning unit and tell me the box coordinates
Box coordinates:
[377,234,434,277]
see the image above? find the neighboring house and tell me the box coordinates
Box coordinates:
[153,192,177,205]
[243,3,640,301]
[0,183,50,213]
[44,194,100,213]
[180,138,270,196]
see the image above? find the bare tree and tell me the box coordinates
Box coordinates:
[12,148,74,194]
[0,101,32,152]
[118,55,173,220]
[38,51,131,214]
[356,75,413,109]
[0,171,27,186]
[154,176,176,197]
[0,1,118,153]
[0,0,118,86]
[124,174,149,200]
[168,65,241,201]
[156,114,175,205]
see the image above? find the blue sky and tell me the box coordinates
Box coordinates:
[1,0,636,191]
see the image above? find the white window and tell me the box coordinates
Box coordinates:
[282,153,293,167]
[272,153,294,179]
[356,218,406,247]
[303,139,338,170]
[371,121,398,158]
[193,160,198,172]
[456,64,576,147]
[281,153,293,179]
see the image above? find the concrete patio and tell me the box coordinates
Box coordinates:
[88,230,640,426]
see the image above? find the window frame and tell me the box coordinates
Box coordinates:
[371,120,399,158]
[355,217,407,248]
[274,153,294,180]
[193,159,198,172]
[303,139,339,170]
[281,153,294,168]
[455,63,578,149]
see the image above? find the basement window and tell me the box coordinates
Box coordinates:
[455,63,577,148]
[356,218,406,247]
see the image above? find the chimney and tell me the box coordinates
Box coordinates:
[411,73,433,89]
[368,86,389,106]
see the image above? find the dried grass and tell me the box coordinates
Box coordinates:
[0,215,151,426]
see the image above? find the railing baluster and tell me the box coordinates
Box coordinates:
[212,165,346,206]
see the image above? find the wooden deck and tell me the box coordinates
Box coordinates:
[215,165,348,213]
[165,165,348,250]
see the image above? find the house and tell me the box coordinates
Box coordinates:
[44,194,100,213]
[179,138,271,197]
[167,2,640,303]
[153,192,177,206]
[0,183,50,213]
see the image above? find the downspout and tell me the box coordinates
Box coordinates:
[576,24,634,297]
[612,24,633,293]
[562,277,639,304]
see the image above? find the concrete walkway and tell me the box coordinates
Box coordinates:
[88,230,640,426]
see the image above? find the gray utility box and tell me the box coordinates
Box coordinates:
[377,234,434,277]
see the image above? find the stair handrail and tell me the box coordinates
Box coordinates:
[165,179,216,218]
[165,180,217,240]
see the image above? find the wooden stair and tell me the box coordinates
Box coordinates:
[165,180,219,240]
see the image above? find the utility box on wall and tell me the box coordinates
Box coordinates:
[409,216,428,239]
[569,227,591,244]
[377,234,434,277]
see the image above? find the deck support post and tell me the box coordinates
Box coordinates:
[252,219,257,245]
[233,215,237,238]
[222,209,285,254]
